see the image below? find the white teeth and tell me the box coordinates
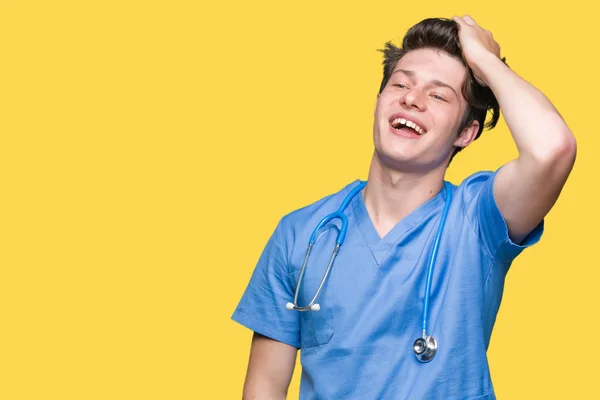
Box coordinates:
[391,118,425,135]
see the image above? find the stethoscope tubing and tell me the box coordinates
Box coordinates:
[286,181,452,362]
[422,183,452,335]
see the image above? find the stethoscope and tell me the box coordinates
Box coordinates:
[286,181,452,363]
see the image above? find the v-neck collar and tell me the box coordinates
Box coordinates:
[350,180,447,265]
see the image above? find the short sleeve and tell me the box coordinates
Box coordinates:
[462,170,544,264]
[231,219,300,348]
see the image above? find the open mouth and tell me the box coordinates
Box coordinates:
[390,117,426,136]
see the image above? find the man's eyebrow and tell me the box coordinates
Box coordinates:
[393,69,415,77]
[392,69,458,97]
[430,79,459,97]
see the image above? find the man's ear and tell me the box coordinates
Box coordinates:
[374,92,380,116]
[454,119,480,148]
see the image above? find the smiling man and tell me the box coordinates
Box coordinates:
[232,16,576,399]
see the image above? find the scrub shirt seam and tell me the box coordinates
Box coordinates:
[482,258,497,288]
[460,197,499,287]
[278,217,294,282]
[460,197,495,261]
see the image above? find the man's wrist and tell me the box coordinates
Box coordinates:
[470,52,510,89]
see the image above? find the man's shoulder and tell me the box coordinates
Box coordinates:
[455,169,496,187]
[279,180,364,229]
[451,169,498,200]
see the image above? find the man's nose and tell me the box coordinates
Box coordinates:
[401,89,426,110]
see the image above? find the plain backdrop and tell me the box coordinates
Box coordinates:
[0,0,597,398]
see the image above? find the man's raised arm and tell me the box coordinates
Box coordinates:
[454,15,577,244]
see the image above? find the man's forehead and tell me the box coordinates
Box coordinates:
[393,49,466,87]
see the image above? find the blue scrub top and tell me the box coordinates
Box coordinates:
[232,170,543,400]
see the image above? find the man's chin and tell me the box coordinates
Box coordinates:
[374,149,422,171]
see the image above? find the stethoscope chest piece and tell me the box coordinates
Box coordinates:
[286,181,452,364]
[413,335,438,363]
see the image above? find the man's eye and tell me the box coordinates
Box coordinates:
[394,83,407,89]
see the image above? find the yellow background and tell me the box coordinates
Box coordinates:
[0,0,596,398]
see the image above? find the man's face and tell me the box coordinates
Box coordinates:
[373,48,475,172]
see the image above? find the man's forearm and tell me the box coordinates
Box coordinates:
[242,333,297,400]
[243,382,287,400]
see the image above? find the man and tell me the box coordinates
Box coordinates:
[231,16,576,399]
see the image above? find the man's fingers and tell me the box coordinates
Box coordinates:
[452,16,464,25]
[452,15,477,29]
[462,15,478,26]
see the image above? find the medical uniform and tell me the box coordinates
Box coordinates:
[232,170,543,399]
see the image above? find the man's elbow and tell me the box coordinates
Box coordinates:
[530,127,577,171]
[547,130,577,171]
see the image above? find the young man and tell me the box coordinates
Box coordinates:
[232,16,576,399]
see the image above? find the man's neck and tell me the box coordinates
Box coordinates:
[363,154,446,239]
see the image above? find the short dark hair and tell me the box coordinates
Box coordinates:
[378,18,505,162]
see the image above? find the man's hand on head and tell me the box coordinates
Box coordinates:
[452,15,502,87]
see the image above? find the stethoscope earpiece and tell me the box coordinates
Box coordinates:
[413,335,438,363]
